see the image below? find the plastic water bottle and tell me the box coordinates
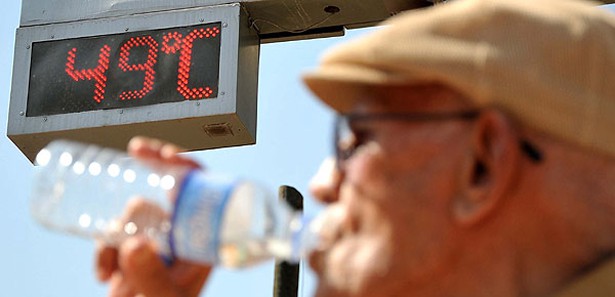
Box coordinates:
[31,140,321,268]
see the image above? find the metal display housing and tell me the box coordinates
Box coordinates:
[19,0,615,35]
[8,3,260,162]
[18,0,442,43]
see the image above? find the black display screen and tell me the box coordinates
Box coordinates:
[27,22,221,117]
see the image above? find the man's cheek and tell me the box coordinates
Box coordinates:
[323,238,359,290]
[345,145,388,184]
[325,235,391,293]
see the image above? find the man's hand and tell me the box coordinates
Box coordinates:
[95,136,212,297]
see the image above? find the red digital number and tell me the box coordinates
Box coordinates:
[161,32,183,54]
[118,36,159,100]
[65,45,111,103]
[64,25,219,104]
[177,27,219,100]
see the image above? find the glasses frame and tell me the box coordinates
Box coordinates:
[333,110,542,170]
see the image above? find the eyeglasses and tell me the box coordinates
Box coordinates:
[333,110,542,170]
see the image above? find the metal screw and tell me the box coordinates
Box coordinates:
[220,91,226,96]
[196,102,201,106]
[222,23,228,28]
[324,6,340,14]
[50,35,55,39]
[125,28,129,32]
[200,18,205,23]
[119,110,124,114]
[26,45,30,49]
[19,111,24,116]
[43,117,48,122]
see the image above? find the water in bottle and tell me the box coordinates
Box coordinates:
[30,140,321,268]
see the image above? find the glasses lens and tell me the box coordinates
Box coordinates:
[335,116,356,166]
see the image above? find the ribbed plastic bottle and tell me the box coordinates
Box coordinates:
[31,140,320,267]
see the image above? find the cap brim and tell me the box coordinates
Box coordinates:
[302,63,410,113]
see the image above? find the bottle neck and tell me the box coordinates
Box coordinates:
[287,213,321,262]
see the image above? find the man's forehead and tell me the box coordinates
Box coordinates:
[350,83,474,113]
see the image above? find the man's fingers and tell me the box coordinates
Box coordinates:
[108,272,138,297]
[128,136,164,160]
[119,237,180,297]
[96,244,119,282]
[170,261,213,297]
[127,136,201,169]
[116,136,208,297]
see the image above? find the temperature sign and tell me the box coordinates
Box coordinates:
[9,4,260,163]
[27,22,222,117]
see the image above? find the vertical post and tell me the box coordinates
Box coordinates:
[273,186,303,297]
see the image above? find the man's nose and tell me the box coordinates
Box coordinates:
[309,157,343,204]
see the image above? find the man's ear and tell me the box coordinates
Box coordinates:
[452,109,521,225]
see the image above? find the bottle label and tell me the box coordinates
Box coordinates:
[171,170,236,264]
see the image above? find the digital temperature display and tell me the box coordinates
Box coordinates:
[27,22,221,117]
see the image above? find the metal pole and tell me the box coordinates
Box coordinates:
[273,186,304,297]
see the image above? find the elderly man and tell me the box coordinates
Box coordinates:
[96,0,615,296]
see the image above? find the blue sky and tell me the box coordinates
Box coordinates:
[1,1,614,297]
[0,1,357,296]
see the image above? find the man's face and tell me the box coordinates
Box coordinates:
[309,84,475,297]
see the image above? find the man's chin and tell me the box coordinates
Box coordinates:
[314,280,351,297]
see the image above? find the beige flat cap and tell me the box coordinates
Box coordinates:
[303,0,615,158]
